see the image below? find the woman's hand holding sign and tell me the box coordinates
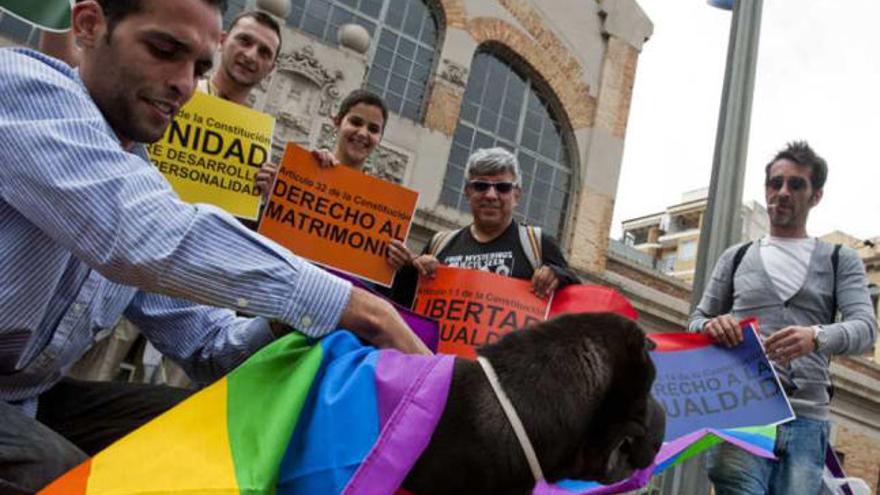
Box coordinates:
[311,148,340,168]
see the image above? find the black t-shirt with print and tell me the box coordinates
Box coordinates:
[439,221,537,279]
[385,222,579,308]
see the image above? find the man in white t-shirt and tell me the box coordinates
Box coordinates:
[689,141,876,495]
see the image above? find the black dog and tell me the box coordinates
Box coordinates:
[403,312,665,495]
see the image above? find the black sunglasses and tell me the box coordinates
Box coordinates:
[467,180,517,194]
[766,176,809,192]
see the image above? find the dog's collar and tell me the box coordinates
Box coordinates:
[476,356,545,482]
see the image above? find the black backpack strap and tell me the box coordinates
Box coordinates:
[732,241,753,275]
[726,241,753,312]
[827,243,842,399]
[830,243,842,321]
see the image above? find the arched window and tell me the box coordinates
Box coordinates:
[289,0,440,121]
[440,51,574,238]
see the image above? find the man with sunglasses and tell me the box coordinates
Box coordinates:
[390,147,578,307]
[689,142,876,495]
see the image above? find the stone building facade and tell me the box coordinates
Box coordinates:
[220,0,653,273]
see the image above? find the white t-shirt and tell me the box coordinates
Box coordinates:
[759,236,817,301]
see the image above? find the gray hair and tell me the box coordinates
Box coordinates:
[465,147,520,184]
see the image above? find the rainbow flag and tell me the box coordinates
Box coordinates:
[40,331,455,495]
[41,288,793,495]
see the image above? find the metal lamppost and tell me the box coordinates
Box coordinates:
[665,1,764,494]
[692,0,764,302]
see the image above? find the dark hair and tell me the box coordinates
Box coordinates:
[228,10,283,59]
[95,0,227,34]
[765,140,828,190]
[336,89,388,128]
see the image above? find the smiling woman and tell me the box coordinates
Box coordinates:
[330,91,386,169]
[254,89,418,274]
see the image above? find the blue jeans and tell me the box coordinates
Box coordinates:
[707,417,829,495]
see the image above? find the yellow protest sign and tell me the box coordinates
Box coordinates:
[147,92,274,220]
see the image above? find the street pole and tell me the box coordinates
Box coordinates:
[692,0,764,307]
[673,1,764,494]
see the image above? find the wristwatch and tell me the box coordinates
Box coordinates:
[812,325,828,352]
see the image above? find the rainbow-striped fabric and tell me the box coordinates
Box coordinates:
[535,425,777,495]
[40,292,791,495]
[40,331,455,495]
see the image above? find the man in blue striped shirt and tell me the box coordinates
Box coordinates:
[0,0,428,492]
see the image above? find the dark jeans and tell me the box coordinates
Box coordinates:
[0,378,191,494]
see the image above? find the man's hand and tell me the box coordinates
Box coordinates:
[702,314,743,347]
[386,240,413,271]
[530,265,559,298]
[311,148,340,168]
[254,162,278,200]
[764,326,816,366]
[412,255,440,279]
[339,287,431,355]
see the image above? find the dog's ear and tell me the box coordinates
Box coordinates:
[579,397,665,484]
[569,411,649,485]
[602,419,649,475]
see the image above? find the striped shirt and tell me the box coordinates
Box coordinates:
[0,48,352,412]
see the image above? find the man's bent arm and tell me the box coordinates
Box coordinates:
[821,247,877,355]
[0,49,349,337]
[125,292,276,383]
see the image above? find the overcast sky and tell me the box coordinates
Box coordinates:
[611,0,880,241]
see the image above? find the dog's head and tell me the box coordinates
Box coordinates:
[478,312,665,485]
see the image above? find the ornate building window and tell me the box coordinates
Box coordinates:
[222,0,250,29]
[289,0,440,121]
[440,51,574,238]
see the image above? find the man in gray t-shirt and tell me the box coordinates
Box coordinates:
[689,141,876,495]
